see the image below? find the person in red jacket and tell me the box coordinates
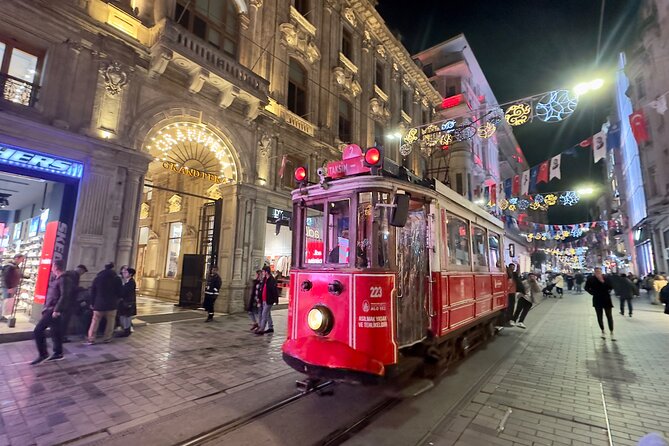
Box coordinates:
[255,266,279,335]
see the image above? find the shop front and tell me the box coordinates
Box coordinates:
[264,206,292,303]
[0,142,81,325]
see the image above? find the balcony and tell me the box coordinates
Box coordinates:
[1,73,39,107]
[266,98,317,137]
[149,20,269,119]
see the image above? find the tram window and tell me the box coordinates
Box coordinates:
[472,226,488,270]
[357,193,372,268]
[304,203,325,264]
[489,233,501,271]
[327,199,350,264]
[375,192,391,268]
[447,216,470,266]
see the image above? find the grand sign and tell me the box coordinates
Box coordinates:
[162,161,223,184]
[0,144,84,178]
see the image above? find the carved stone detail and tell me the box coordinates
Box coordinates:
[188,68,209,94]
[344,8,357,27]
[258,131,273,157]
[369,97,390,123]
[250,0,263,9]
[140,202,150,219]
[167,195,182,213]
[148,47,173,79]
[332,66,361,98]
[362,30,374,53]
[279,23,321,64]
[99,61,129,96]
[376,44,386,59]
[392,62,400,81]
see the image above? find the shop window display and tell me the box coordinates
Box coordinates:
[165,222,183,277]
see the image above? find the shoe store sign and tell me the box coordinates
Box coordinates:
[162,161,223,184]
[0,144,84,178]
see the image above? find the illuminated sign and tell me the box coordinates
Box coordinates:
[162,161,224,184]
[266,207,292,226]
[0,144,84,178]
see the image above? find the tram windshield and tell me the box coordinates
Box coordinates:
[298,191,394,269]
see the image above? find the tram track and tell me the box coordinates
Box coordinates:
[174,380,335,446]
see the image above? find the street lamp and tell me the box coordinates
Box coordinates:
[573,79,604,97]
[576,186,595,196]
[386,131,403,140]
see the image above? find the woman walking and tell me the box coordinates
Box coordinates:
[247,270,262,331]
[118,267,137,337]
[585,267,615,340]
[511,273,541,329]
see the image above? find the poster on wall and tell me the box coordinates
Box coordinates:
[39,209,49,233]
[29,217,39,237]
[12,222,22,241]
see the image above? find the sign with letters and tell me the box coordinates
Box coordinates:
[0,144,83,178]
[162,161,223,184]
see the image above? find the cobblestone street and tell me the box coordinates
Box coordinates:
[0,292,668,446]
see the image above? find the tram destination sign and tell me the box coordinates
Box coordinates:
[162,161,223,184]
[0,144,83,178]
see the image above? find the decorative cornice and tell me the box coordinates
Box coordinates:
[289,5,316,36]
[374,85,388,102]
[343,8,357,27]
[338,52,358,74]
[279,8,321,64]
[332,66,361,98]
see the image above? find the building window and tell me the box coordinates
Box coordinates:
[165,222,183,278]
[636,76,646,99]
[0,38,42,106]
[293,0,309,16]
[374,121,385,147]
[375,60,384,91]
[338,97,353,142]
[341,27,353,61]
[472,225,488,270]
[288,58,308,117]
[174,0,239,58]
[402,89,412,114]
[447,216,470,267]
[447,85,457,97]
[422,108,430,125]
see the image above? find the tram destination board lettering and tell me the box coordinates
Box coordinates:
[162,161,223,184]
[326,156,370,179]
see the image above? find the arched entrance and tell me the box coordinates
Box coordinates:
[135,121,239,301]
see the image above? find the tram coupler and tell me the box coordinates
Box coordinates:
[296,378,321,393]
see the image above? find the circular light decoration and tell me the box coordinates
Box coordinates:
[441,120,456,132]
[488,107,504,126]
[544,194,558,206]
[508,204,517,211]
[500,199,509,210]
[422,124,442,148]
[562,231,570,238]
[508,197,519,205]
[148,122,237,183]
[535,90,578,123]
[454,125,476,141]
[534,194,545,204]
[559,191,580,206]
[518,199,530,210]
[505,103,532,126]
[400,143,413,157]
[403,128,419,144]
[477,122,497,139]
[529,201,541,211]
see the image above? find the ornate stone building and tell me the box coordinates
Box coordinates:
[0,0,442,312]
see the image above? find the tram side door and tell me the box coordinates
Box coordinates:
[396,200,429,347]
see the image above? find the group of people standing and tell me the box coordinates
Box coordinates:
[245,266,279,335]
[29,261,137,365]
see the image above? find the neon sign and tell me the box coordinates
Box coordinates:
[162,161,224,184]
[0,144,83,178]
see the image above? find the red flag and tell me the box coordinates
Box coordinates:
[278,155,287,179]
[578,137,592,147]
[537,161,549,184]
[629,109,650,143]
[512,175,520,195]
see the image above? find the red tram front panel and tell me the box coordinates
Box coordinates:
[492,274,507,310]
[284,271,397,377]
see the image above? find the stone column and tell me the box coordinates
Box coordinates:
[116,169,144,267]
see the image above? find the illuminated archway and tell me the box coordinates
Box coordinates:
[145,122,238,184]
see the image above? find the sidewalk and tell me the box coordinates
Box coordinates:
[423,291,669,446]
[0,309,291,446]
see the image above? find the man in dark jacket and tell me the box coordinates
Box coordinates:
[61,264,88,342]
[203,266,223,322]
[31,260,73,364]
[256,266,279,335]
[618,273,638,317]
[85,263,122,344]
[1,253,25,322]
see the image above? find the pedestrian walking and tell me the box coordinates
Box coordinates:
[255,266,278,335]
[585,267,615,340]
[203,266,222,322]
[1,253,25,323]
[60,264,88,342]
[31,260,74,364]
[574,272,585,294]
[85,263,123,345]
[652,273,667,305]
[553,273,564,298]
[566,274,574,291]
[117,267,136,337]
[247,270,262,331]
[505,264,522,326]
[510,272,540,329]
[618,273,638,317]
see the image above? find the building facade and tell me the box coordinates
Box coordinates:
[623,0,669,275]
[0,0,443,313]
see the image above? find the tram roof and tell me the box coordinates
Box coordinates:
[291,175,504,231]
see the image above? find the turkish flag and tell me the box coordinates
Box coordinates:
[512,175,520,195]
[537,161,549,184]
[578,137,593,147]
[629,109,650,143]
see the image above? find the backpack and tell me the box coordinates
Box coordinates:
[1,263,20,289]
[660,284,669,304]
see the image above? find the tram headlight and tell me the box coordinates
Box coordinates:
[307,305,333,335]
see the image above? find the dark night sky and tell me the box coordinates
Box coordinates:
[376,0,640,224]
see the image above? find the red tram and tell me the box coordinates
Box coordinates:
[282,145,508,383]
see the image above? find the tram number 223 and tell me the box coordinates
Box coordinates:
[369,286,383,298]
